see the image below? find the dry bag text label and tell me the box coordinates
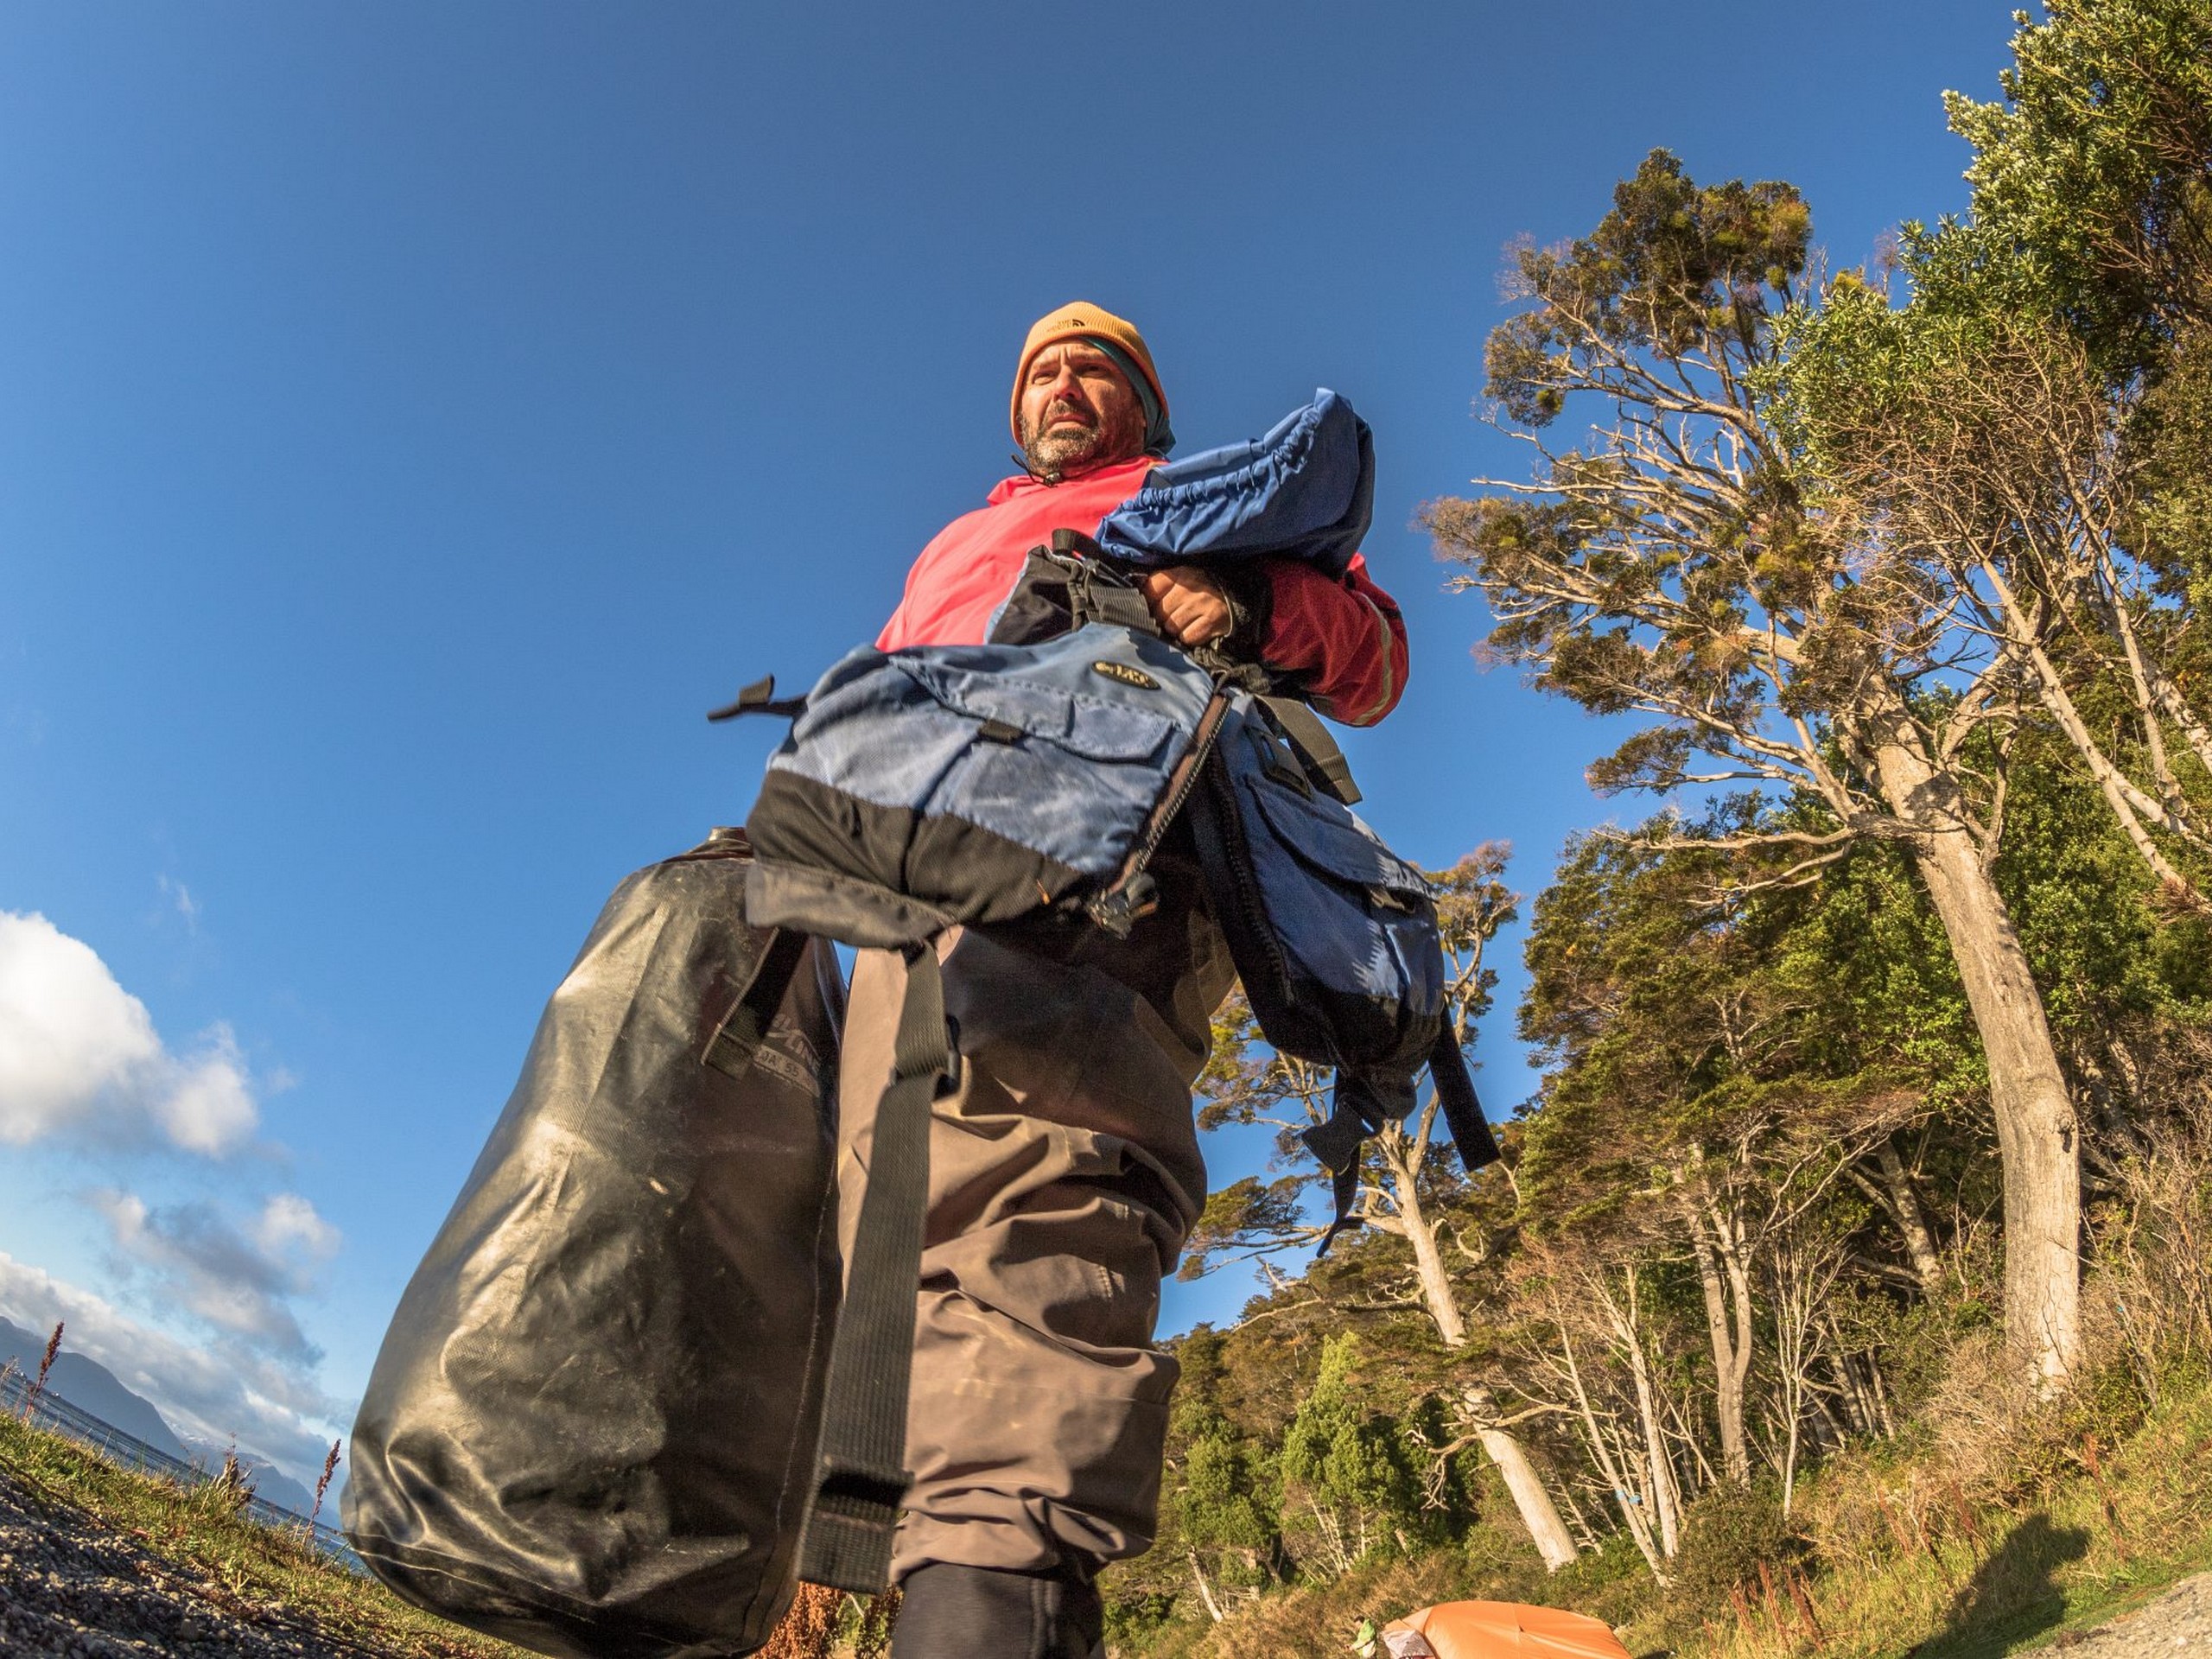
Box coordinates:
[1091,661,1160,690]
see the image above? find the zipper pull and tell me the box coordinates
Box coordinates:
[1086,871,1160,938]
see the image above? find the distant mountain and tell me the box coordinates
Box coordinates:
[0,1317,191,1461]
[0,1317,324,1520]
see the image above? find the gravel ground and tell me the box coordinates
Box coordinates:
[0,1462,378,1658]
[2055,1573,2212,1658]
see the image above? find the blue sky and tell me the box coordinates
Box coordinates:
[0,2,2015,1487]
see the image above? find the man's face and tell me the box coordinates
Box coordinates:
[1018,340,1147,475]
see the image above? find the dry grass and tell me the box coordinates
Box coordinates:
[1682,1363,2212,1659]
[0,1408,526,1658]
[758,1582,899,1658]
[1157,1515,1652,1659]
[3,1394,906,1659]
[1142,1352,2212,1659]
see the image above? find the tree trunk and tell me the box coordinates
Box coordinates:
[1865,721,2082,1386]
[1876,1138,1946,1294]
[1186,1548,1224,1624]
[1554,1314,1669,1583]
[1687,1195,1753,1481]
[1599,1268,1681,1557]
[1460,1389,1578,1572]
[1624,1334,1682,1557]
[1475,1427,1579,1571]
[1392,1166,1467,1348]
[1382,1136,1580,1571]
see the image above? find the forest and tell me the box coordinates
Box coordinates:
[1086,3,2212,1654]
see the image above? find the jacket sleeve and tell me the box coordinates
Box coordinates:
[1258,554,1409,727]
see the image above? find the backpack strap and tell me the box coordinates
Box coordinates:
[1048,529,1162,637]
[1300,1045,1502,1257]
[705,674,808,723]
[797,944,954,1593]
[1259,696,1363,805]
[1300,1070,1395,1257]
[1301,1090,1369,1259]
[1427,1028,1502,1172]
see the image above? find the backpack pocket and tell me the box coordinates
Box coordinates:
[1193,702,1446,1076]
[744,627,1215,948]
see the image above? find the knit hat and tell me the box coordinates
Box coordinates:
[1011,302,1174,456]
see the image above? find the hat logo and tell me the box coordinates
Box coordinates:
[1091,661,1159,690]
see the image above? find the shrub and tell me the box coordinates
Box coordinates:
[1663,1479,1800,1636]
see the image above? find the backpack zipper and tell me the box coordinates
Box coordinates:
[1202,746,1296,1003]
[1086,687,1234,937]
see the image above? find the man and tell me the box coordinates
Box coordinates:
[844,303,1408,1657]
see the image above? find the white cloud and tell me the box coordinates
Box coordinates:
[153,1033,257,1154]
[0,1251,345,1486]
[156,875,200,931]
[92,1190,340,1362]
[253,1193,340,1260]
[0,912,258,1154]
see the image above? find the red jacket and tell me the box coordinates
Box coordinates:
[878,457,1408,726]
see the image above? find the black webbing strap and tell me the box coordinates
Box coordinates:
[1261,696,1363,805]
[1429,1032,1502,1170]
[1313,1159,1362,1257]
[1049,529,1161,638]
[1300,1046,1502,1255]
[1302,1082,1371,1259]
[705,674,807,723]
[796,945,952,1593]
[702,927,809,1079]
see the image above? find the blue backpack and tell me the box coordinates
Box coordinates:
[725,620,1499,1242]
[1185,693,1499,1241]
[711,616,1228,1593]
[730,620,1224,948]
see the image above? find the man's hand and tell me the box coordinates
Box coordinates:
[1139,565,1232,648]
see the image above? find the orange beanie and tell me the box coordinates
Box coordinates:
[1009,302,1169,444]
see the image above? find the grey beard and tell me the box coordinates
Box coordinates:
[1020,404,1147,477]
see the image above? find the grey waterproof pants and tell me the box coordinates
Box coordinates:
[836,868,1233,1582]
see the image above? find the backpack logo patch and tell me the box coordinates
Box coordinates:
[1091,661,1160,690]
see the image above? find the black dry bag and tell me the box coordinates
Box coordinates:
[345,829,849,1658]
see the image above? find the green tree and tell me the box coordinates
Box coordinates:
[1946,0,2212,376]
[1518,810,1948,1488]
[1428,149,2088,1385]
[1153,1324,1281,1624]
[1773,243,2212,911]
[1276,1335,1431,1576]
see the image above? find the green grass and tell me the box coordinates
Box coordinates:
[0,1408,525,1658]
[1120,1364,2212,1659]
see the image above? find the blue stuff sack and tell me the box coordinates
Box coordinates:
[1187,694,1500,1230]
[1093,391,1375,579]
[733,623,1224,950]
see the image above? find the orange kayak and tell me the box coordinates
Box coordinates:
[1383,1599,1633,1659]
